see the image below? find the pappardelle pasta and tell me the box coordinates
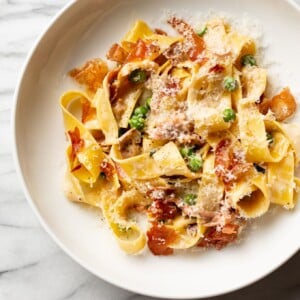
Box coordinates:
[60,17,300,255]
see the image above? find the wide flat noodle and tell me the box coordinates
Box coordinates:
[171,63,194,100]
[187,65,232,135]
[168,217,205,249]
[64,171,119,208]
[142,137,166,153]
[268,149,295,209]
[152,142,200,178]
[122,20,182,54]
[227,172,269,218]
[198,154,224,210]
[102,189,146,254]
[204,19,229,57]
[111,142,199,180]
[119,88,143,128]
[281,123,300,164]
[241,66,267,102]
[227,31,256,67]
[122,20,154,45]
[232,66,243,109]
[238,102,290,162]
[95,77,118,145]
[60,91,106,184]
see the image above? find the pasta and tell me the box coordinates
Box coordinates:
[60,16,300,255]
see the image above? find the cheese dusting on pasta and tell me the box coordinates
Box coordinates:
[60,17,300,255]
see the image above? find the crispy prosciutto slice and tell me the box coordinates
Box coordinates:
[126,39,160,62]
[209,64,225,73]
[148,200,179,221]
[270,87,297,121]
[106,43,129,64]
[69,59,108,93]
[107,39,160,64]
[215,139,251,184]
[147,223,178,255]
[81,99,96,123]
[147,186,179,221]
[167,17,205,61]
[198,224,239,250]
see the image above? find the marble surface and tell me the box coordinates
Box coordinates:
[1,0,300,299]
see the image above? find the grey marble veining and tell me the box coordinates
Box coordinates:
[0,1,299,300]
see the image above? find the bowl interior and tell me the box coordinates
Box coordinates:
[14,0,300,298]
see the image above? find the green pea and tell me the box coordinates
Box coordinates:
[223,76,238,92]
[129,115,145,130]
[188,155,203,172]
[184,194,197,206]
[134,105,149,117]
[129,69,147,84]
[223,108,236,122]
[241,54,257,67]
[180,146,195,158]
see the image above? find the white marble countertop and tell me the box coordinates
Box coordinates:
[0,1,299,299]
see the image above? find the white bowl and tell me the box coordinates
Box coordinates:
[13,0,300,298]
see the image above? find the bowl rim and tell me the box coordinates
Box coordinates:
[11,0,300,298]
